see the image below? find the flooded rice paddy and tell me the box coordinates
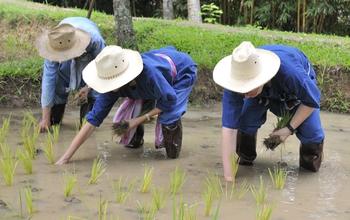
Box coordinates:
[0,105,349,220]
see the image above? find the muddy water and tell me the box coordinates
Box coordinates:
[0,106,349,220]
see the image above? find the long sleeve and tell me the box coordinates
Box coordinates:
[86,91,119,127]
[41,60,58,108]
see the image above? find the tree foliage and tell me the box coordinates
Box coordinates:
[30,0,350,36]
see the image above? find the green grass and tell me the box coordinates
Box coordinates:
[16,149,33,174]
[63,171,77,198]
[112,177,135,204]
[0,0,349,79]
[88,158,106,185]
[268,166,288,190]
[169,166,186,195]
[139,165,154,193]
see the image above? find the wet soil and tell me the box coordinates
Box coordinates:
[0,106,349,219]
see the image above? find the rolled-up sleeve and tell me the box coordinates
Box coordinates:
[222,89,244,129]
[86,91,119,127]
[41,60,58,108]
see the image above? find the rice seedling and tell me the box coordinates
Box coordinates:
[63,171,77,198]
[205,173,223,199]
[50,125,60,144]
[16,149,33,174]
[23,187,35,216]
[88,157,106,184]
[19,190,23,218]
[136,200,157,220]
[263,111,293,151]
[234,179,250,200]
[0,115,11,144]
[112,177,135,204]
[0,150,18,186]
[43,132,55,164]
[139,165,154,193]
[227,153,239,199]
[67,216,86,220]
[169,166,186,195]
[256,204,273,220]
[250,176,267,205]
[268,166,288,190]
[172,195,197,220]
[211,200,221,220]
[0,142,12,159]
[98,195,108,220]
[151,187,167,210]
[202,181,215,217]
[21,112,40,159]
[183,203,197,220]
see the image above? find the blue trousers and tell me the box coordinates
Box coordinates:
[54,61,99,105]
[239,98,324,144]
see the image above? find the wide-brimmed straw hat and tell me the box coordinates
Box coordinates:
[82,45,143,93]
[213,41,280,93]
[36,23,91,62]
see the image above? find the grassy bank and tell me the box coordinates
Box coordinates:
[0,0,349,112]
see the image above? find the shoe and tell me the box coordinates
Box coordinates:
[125,124,144,149]
[162,119,182,159]
[236,130,257,166]
[50,104,66,125]
[300,141,324,172]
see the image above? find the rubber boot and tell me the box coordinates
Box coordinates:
[50,104,66,125]
[236,130,257,166]
[125,124,144,148]
[80,98,95,126]
[162,119,182,159]
[299,141,324,172]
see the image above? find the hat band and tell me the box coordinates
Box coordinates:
[99,72,122,80]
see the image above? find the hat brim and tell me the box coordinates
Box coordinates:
[36,28,91,62]
[82,49,143,94]
[213,49,280,93]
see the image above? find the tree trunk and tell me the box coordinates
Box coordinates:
[187,0,202,23]
[113,0,138,50]
[163,0,174,19]
[87,0,95,19]
[250,0,254,25]
[302,0,306,32]
[297,0,300,32]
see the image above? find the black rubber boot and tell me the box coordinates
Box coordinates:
[80,98,95,126]
[162,119,182,159]
[125,124,144,148]
[299,141,324,172]
[236,130,257,166]
[50,104,66,125]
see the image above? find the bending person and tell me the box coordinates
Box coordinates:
[56,45,197,165]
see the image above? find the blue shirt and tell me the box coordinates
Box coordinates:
[86,46,197,127]
[222,45,321,129]
[41,17,105,107]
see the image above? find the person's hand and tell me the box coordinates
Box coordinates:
[269,127,292,142]
[39,118,51,133]
[76,86,90,105]
[126,117,141,131]
[224,175,233,182]
[55,157,69,165]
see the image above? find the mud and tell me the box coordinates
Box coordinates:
[0,106,349,219]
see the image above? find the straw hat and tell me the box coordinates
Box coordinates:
[36,23,91,62]
[82,45,143,93]
[213,41,280,93]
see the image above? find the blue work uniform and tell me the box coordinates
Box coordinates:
[222,45,324,144]
[41,17,105,108]
[86,46,197,127]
